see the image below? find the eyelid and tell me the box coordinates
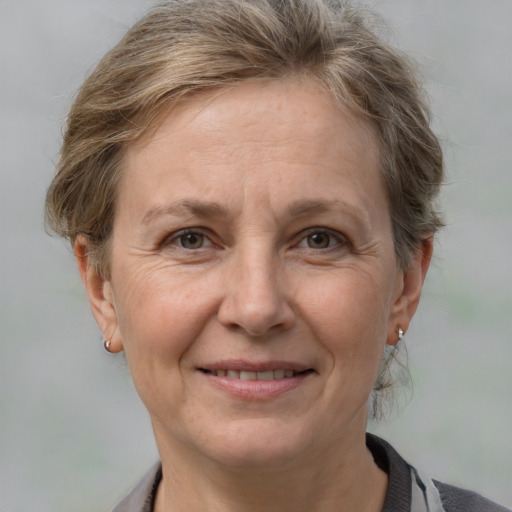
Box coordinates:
[158,226,348,251]
[159,227,217,250]
[294,227,348,249]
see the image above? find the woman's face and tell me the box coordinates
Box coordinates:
[84,79,425,468]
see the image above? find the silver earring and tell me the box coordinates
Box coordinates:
[397,328,404,343]
[103,339,112,352]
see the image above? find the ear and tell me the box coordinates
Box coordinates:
[75,235,123,353]
[387,237,433,345]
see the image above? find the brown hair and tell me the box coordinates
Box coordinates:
[45,0,444,416]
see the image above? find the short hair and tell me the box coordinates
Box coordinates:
[45,0,444,417]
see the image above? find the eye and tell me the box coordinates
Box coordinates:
[178,232,205,249]
[296,228,347,251]
[160,229,215,251]
[306,232,331,249]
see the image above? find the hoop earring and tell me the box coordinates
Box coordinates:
[103,339,112,352]
[397,328,404,343]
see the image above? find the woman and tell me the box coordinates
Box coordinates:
[44,0,510,511]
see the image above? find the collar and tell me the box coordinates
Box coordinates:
[112,434,413,512]
[366,433,413,512]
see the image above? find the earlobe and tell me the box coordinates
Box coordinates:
[387,237,433,345]
[74,236,123,353]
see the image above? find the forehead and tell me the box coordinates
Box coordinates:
[130,78,378,155]
[118,78,385,222]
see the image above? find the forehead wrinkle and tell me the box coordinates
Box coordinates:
[141,199,230,225]
[287,198,368,222]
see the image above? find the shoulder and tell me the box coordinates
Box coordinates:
[433,480,511,512]
[366,434,511,512]
[111,463,162,512]
[110,440,511,512]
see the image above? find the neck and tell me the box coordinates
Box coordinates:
[153,428,388,512]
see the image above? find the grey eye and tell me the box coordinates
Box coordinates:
[307,232,331,249]
[179,233,204,249]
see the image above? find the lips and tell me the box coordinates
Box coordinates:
[201,369,306,380]
[198,360,312,377]
[197,361,314,399]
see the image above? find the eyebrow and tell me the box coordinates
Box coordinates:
[287,198,364,221]
[141,198,367,226]
[141,199,229,225]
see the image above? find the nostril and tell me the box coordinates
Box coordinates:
[217,264,296,336]
[219,296,295,333]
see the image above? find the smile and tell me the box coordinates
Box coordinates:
[201,369,308,380]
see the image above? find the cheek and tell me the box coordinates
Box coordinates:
[111,268,223,426]
[113,265,220,370]
[299,270,391,373]
[302,269,392,335]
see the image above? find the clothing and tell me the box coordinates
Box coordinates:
[112,434,510,512]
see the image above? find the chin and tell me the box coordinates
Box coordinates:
[193,418,314,469]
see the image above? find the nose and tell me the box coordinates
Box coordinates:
[217,246,296,337]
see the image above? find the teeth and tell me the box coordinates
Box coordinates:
[212,369,301,380]
[240,371,257,380]
[274,369,285,379]
[257,370,274,381]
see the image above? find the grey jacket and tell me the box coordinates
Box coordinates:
[112,434,511,512]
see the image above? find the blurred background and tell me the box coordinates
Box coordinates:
[0,1,511,510]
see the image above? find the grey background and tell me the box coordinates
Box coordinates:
[1,1,511,511]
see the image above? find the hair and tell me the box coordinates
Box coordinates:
[45,0,444,417]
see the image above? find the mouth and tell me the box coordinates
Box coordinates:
[199,369,313,380]
[197,362,315,400]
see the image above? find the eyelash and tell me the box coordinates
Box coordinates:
[160,228,214,251]
[159,227,348,252]
[294,228,348,251]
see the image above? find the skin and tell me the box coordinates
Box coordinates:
[76,78,432,512]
